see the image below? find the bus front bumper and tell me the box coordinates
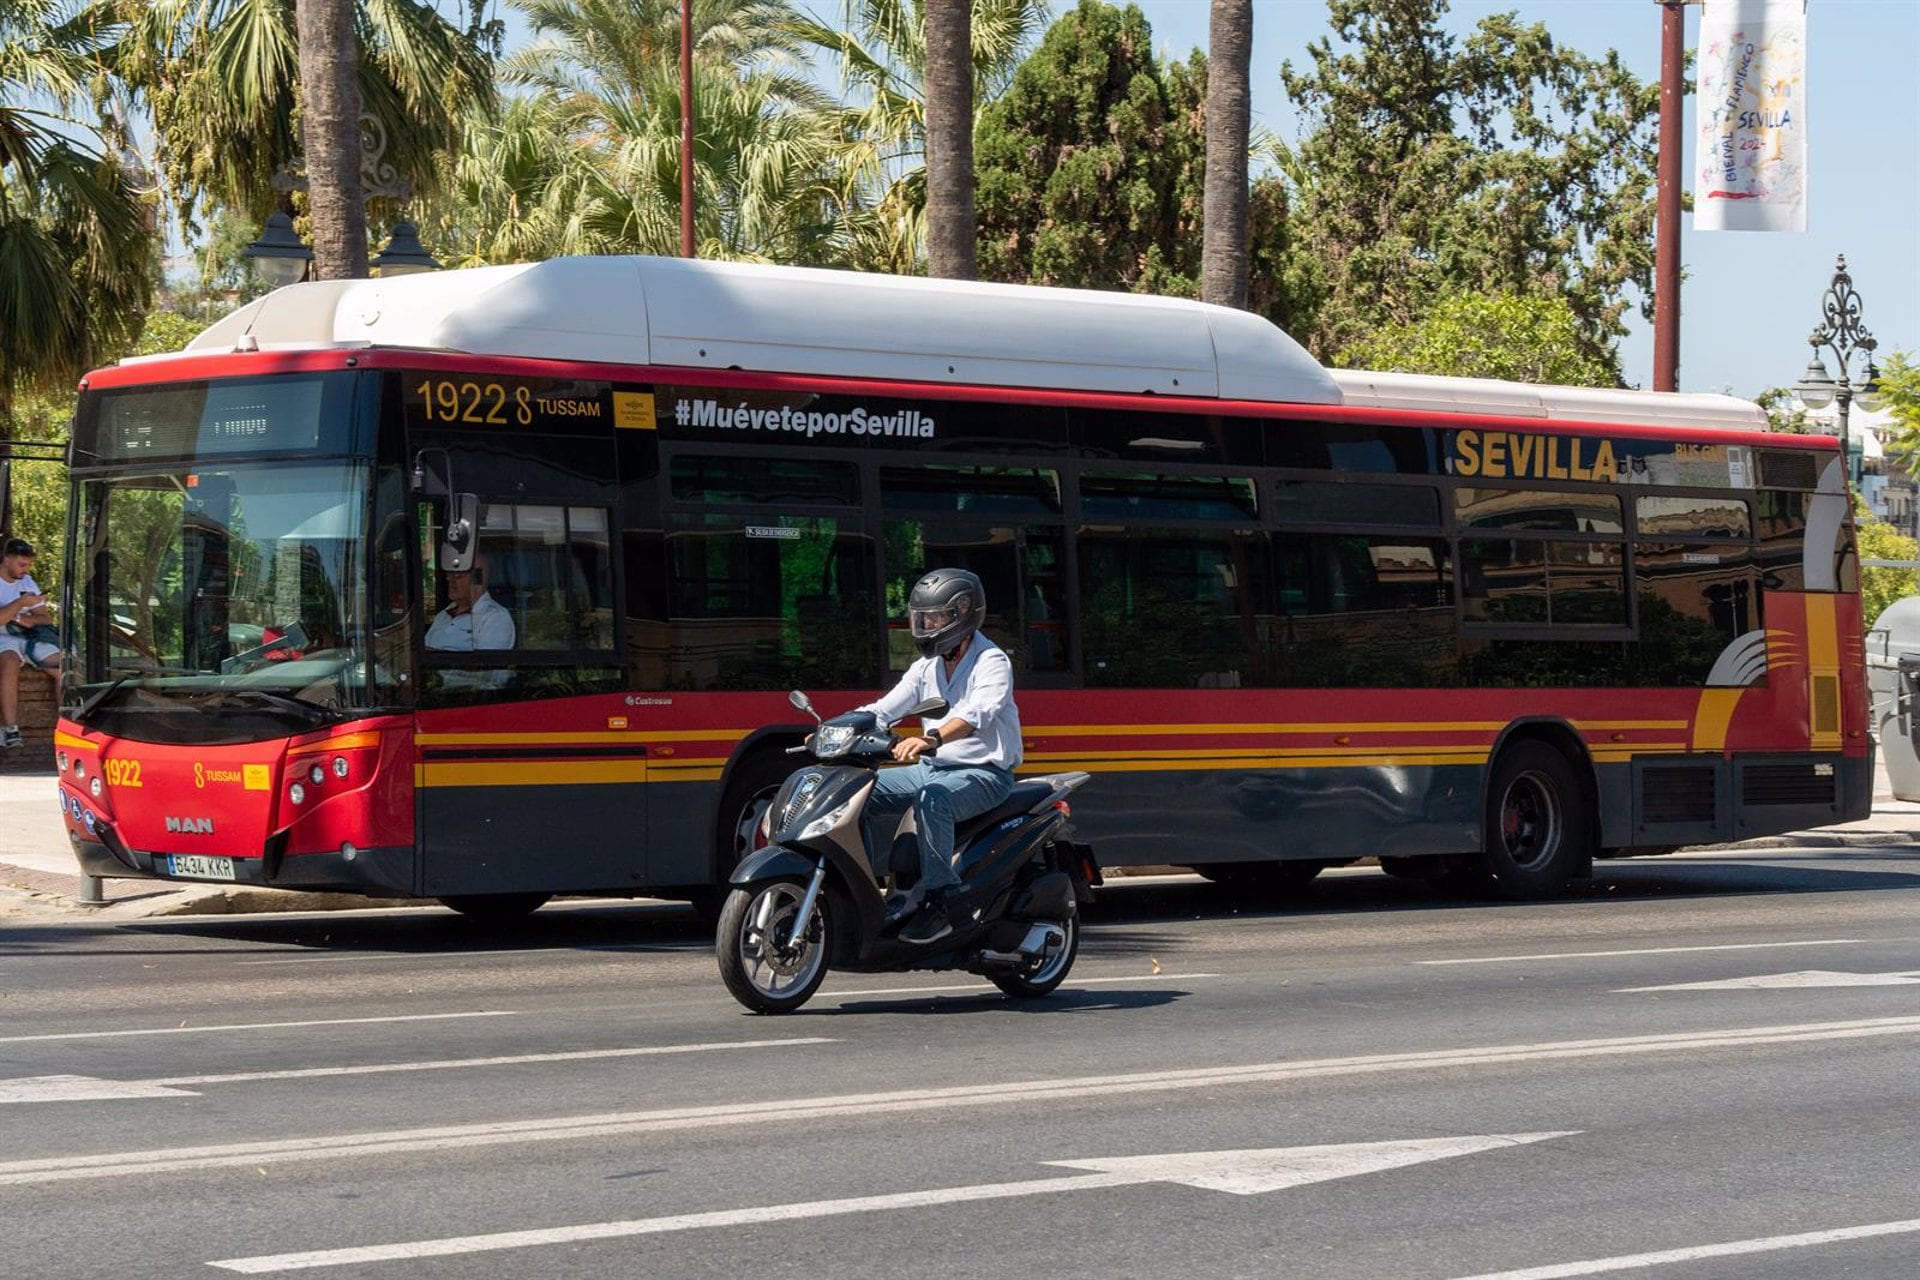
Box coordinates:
[70,833,416,898]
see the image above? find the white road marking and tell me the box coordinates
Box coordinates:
[152,1037,835,1087]
[237,944,668,966]
[1417,939,1863,965]
[0,1011,515,1045]
[820,971,1219,999]
[1445,1216,1920,1279]
[0,1076,198,1104]
[1620,970,1920,991]
[0,1038,836,1104]
[5,1016,1914,1187]
[208,1133,1574,1273]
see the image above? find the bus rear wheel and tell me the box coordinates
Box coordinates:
[438,892,552,920]
[1477,741,1590,901]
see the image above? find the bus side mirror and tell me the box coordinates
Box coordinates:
[439,493,479,572]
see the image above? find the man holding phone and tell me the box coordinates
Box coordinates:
[0,537,60,748]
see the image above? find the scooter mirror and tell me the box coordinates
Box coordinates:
[905,697,949,720]
[789,689,820,721]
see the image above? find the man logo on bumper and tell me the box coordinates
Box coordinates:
[164,816,215,834]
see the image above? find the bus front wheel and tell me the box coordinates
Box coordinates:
[1478,741,1590,901]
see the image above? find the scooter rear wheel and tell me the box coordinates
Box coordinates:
[717,878,831,1014]
[990,915,1079,999]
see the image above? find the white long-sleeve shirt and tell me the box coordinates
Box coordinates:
[861,633,1023,771]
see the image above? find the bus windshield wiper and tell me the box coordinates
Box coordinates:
[210,687,346,723]
[73,675,136,724]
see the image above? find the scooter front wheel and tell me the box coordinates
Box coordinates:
[717,877,831,1014]
[990,915,1079,999]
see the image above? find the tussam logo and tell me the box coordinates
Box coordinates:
[164,816,215,835]
[672,398,935,440]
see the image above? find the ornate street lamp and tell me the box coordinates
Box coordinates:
[372,223,442,277]
[242,212,314,289]
[1792,254,1883,489]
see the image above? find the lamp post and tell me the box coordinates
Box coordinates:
[242,212,314,289]
[1792,254,1884,492]
[243,113,439,287]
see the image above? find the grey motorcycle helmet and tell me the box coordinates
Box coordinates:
[907,568,984,658]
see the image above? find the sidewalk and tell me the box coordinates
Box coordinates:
[5,761,1919,920]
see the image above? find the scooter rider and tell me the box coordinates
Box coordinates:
[859,568,1023,945]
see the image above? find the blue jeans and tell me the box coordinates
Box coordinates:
[863,762,1016,895]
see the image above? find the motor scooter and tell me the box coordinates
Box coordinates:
[716,691,1099,1014]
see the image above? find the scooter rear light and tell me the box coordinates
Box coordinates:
[1052,800,1071,817]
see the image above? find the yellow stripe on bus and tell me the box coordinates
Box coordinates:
[54,731,100,752]
[288,731,383,757]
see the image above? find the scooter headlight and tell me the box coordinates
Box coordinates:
[812,723,857,758]
[797,799,856,842]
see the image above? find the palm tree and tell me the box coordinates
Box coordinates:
[1,0,155,428]
[107,0,496,231]
[790,0,1047,274]
[296,0,366,276]
[1201,0,1250,308]
[920,0,972,278]
[502,0,849,262]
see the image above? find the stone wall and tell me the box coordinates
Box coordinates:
[0,668,58,773]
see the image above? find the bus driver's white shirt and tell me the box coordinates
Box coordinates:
[425,590,515,651]
[861,633,1022,771]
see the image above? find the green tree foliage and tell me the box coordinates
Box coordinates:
[1,0,157,429]
[1754,386,1813,434]
[108,0,497,230]
[1856,495,1917,630]
[483,0,848,263]
[1879,352,1920,472]
[790,0,1048,274]
[1340,290,1616,386]
[1277,0,1656,378]
[974,0,1205,294]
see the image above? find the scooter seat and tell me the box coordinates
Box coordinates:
[952,780,1057,846]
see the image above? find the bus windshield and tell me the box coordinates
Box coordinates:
[71,461,372,737]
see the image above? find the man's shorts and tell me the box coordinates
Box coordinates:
[0,630,59,668]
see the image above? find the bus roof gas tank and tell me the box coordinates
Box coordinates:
[181,256,1341,406]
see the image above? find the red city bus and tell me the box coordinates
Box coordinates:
[55,257,1869,915]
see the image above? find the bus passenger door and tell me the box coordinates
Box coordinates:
[411,429,641,898]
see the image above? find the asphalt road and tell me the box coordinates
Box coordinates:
[3,848,1919,1280]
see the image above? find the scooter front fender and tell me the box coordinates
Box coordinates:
[729,846,818,886]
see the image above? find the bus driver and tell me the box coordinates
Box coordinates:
[858,568,1023,945]
[426,553,515,651]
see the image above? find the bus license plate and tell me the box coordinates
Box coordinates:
[166,855,236,881]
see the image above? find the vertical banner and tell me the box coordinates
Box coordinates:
[1695,0,1808,232]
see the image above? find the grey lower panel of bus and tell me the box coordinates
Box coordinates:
[419,782,652,897]
[1062,764,1485,867]
[1598,751,1872,850]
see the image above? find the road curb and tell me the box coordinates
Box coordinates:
[1697,830,1920,851]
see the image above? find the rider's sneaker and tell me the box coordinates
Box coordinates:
[0,726,22,749]
[898,891,953,945]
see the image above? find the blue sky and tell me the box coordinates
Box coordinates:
[494,0,1918,399]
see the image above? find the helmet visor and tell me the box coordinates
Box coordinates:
[909,603,966,639]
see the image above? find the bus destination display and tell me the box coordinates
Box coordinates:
[402,373,651,432]
[91,378,328,461]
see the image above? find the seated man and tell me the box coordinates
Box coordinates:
[0,537,60,749]
[425,554,516,651]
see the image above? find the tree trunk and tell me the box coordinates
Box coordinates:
[1201,0,1252,309]
[296,0,368,280]
[922,0,976,280]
